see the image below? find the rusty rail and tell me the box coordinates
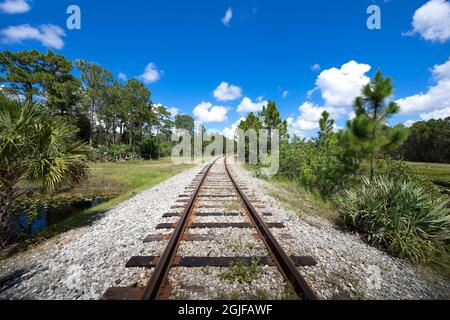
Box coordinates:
[103,156,317,300]
[224,156,317,300]
[140,159,216,300]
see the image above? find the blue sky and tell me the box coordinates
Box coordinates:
[0,0,449,138]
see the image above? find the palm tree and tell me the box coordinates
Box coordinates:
[0,95,89,246]
[347,70,408,180]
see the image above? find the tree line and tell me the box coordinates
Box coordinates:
[0,49,199,161]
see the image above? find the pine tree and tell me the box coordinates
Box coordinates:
[318,111,335,146]
[347,70,408,179]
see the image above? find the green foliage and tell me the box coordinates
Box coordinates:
[220,259,263,284]
[0,98,89,245]
[400,118,450,164]
[336,177,450,261]
[318,111,335,146]
[175,114,195,133]
[259,100,289,141]
[139,137,159,160]
[278,138,357,199]
[376,158,420,182]
[95,144,139,162]
[0,50,78,104]
[347,70,408,179]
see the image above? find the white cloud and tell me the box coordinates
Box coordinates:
[315,60,371,108]
[213,81,242,101]
[397,57,450,120]
[222,117,246,140]
[420,107,450,121]
[311,64,321,72]
[290,60,372,135]
[407,0,450,43]
[0,0,30,14]
[404,120,418,128]
[139,63,162,84]
[118,72,127,81]
[222,7,233,26]
[287,102,326,136]
[0,24,65,49]
[236,97,268,113]
[282,90,289,98]
[193,101,228,123]
[168,107,180,117]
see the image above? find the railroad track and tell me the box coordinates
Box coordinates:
[103,156,318,300]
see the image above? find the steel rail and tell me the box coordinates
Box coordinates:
[140,159,217,300]
[224,156,318,300]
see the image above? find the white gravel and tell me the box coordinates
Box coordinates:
[0,164,205,300]
[229,159,450,300]
[168,266,286,300]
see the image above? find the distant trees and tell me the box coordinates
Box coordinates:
[260,100,289,141]
[400,118,450,163]
[0,50,80,106]
[347,70,408,179]
[0,50,188,161]
[175,114,195,133]
[75,60,114,145]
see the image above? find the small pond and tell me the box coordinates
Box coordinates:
[13,197,109,237]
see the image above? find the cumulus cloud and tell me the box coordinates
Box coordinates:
[222,117,246,140]
[289,60,372,136]
[118,72,127,81]
[406,0,450,43]
[193,101,228,123]
[139,63,162,84]
[397,57,450,120]
[287,102,326,136]
[0,0,30,14]
[222,7,233,26]
[236,97,268,113]
[0,24,65,49]
[315,60,371,108]
[213,82,242,101]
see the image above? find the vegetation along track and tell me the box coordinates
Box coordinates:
[103,156,318,300]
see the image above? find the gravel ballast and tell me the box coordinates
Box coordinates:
[0,164,205,300]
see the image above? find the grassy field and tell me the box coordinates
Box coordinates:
[46,159,195,233]
[407,162,450,182]
[1,159,194,258]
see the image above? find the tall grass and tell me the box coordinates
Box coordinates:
[335,177,450,261]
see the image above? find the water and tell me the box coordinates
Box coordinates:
[13,197,108,237]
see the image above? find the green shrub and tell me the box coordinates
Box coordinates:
[278,140,357,199]
[96,144,139,162]
[139,137,173,160]
[336,177,450,261]
[139,137,158,160]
